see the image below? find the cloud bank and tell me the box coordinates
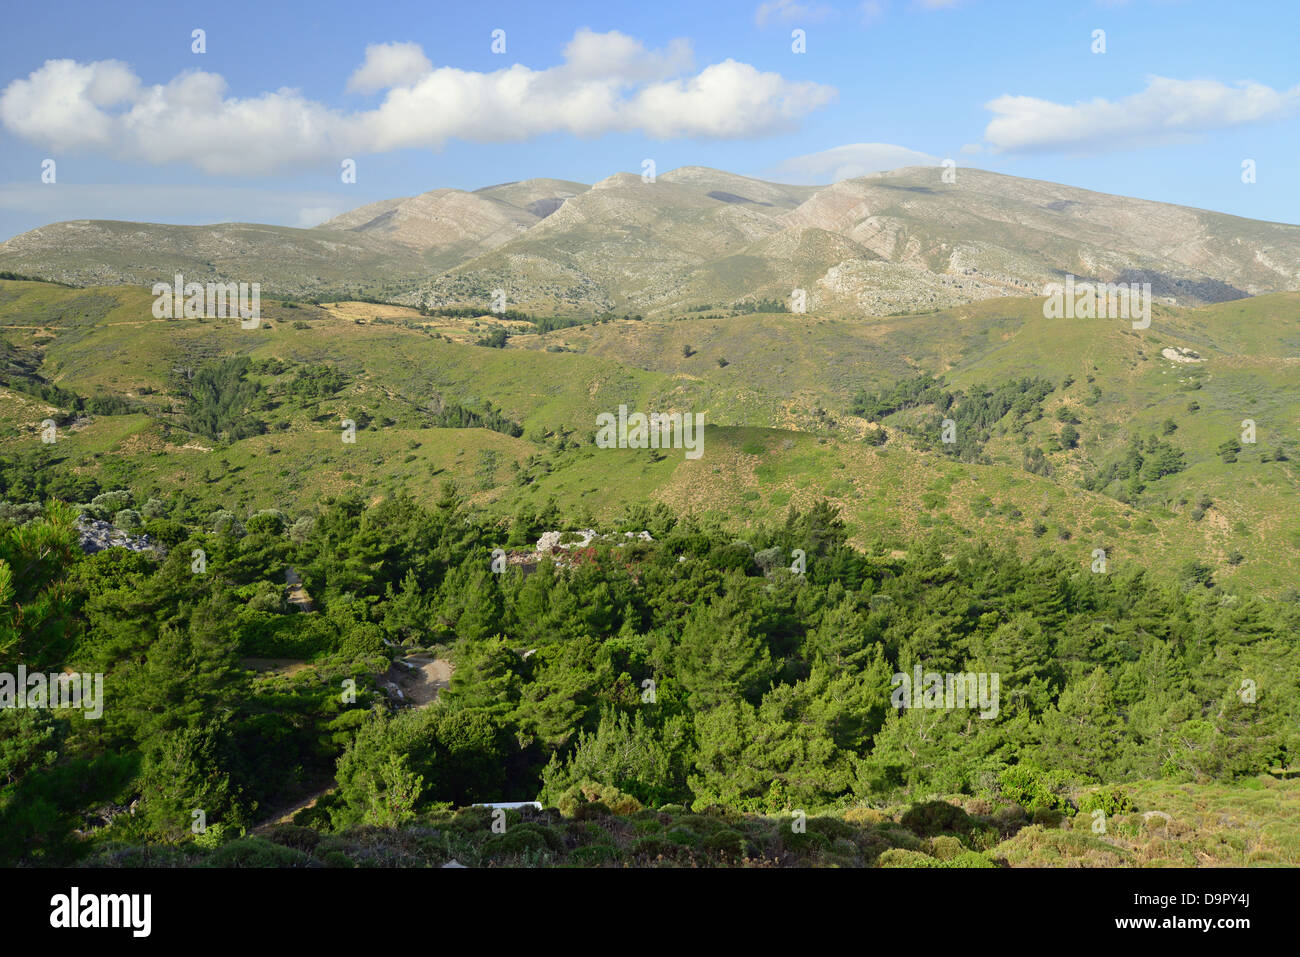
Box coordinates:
[0,30,836,175]
[983,76,1300,153]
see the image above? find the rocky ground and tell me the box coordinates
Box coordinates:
[76,516,164,556]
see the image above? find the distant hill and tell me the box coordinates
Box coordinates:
[4,166,1298,312]
[0,219,429,300]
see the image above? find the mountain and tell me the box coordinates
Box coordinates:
[0,219,429,300]
[419,166,1300,314]
[412,170,816,313]
[317,178,589,271]
[2,167,1299,314]
[779,167,1300,311]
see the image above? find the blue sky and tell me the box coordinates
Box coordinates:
[1,0,1297,239]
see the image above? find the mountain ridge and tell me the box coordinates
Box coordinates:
[3,166,1298,312]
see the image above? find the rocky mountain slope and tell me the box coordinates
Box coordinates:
[3,166,1298,314]
[318,178,588,271]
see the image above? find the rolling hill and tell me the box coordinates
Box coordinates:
[2,277,1296,594]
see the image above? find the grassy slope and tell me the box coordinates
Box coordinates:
[2,280,1297,591]
[87,777,1300,868]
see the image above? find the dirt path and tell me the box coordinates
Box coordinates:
[248,657,451,832]
[240,657,313,677]
[251,789,332,834]
[285,566,315,611]
[382,655,453,707]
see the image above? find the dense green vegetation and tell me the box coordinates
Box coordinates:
[1,278,1297,868]
[849,373,1056,463]
[182,356,268,441]
[429,400,523,437]
[474,327,509,349]
[1,478,1294,865]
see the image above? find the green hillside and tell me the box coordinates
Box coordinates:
[2,279,1297,593]
[3,275,1298,871]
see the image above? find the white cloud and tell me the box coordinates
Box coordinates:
[346,42,434,94]
[0,32,836,176]
[562,27,692,80]
[761,142,938,183]
[631,61,836,138]
[755,1,833,27]
[0,59,140,150]
[983,76,1300,153]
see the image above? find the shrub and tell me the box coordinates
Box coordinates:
[140,498,169,519]
[878,848,938,868]
[484,825,553,861]
[927,835,965,860]
[943,851,998,868]
[192,822,234,850]
[573,802,611,821]
[806,816,856,840]
[293,804,332,829]
[779,828,831,855]
[844,806,889,826]
[1078,786,1136,816]
[665,827,700,848]
[702,828,746,859]
[210,510,245,537]
[1032,808,1067,827]
[997,766,1076,815]
[900,800,975,837]
[206,837,312,868]
[876,825,925,851]
[246,510,287,536]
[555,781,642,818]
[267,824,321,851]
[88,489,132,519]
[631,837,677,860]
[569,843,618,866]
